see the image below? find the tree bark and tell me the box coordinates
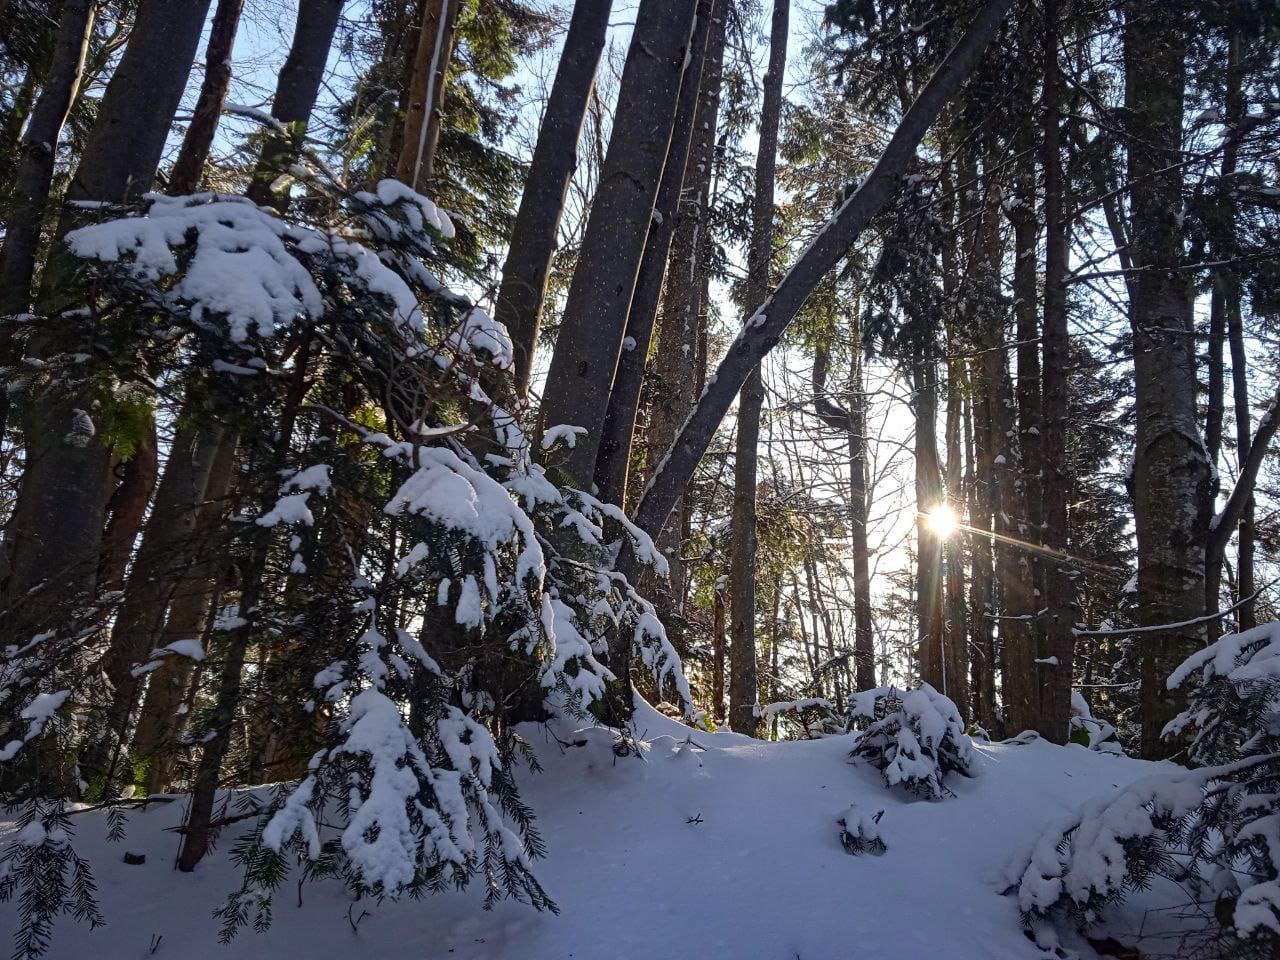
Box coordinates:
[132,433,238,794]
[728,0,788,737]
[394,0,461,193]
[536,0,699,487]
[496,0,614,397]
[0,0,95,318]
[66,0,214,208]
[247,0,346,210]
[1037,0,1075,744]
[1124,1,1210,760]
[167,0,247,196]
[83,421,231,784]
[812,341,874,691]
[1,0,212,661]
[595,0,721,506]
[627,0,1017,556]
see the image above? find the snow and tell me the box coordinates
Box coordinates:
[152,639,205,662]
[539,424,587,451]
[2,700,1181,960]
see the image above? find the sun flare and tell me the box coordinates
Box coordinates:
[925,503,959,539]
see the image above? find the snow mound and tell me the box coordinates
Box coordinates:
[1,699,1176,960]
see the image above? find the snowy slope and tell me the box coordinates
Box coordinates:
[3,703,1177,960]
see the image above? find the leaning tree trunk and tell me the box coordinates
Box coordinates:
[1037,0,1076,744]
[728,0,788,737]
[1124,1,1211,760]
[536,0,699,488]
[496,0,614,396]
[248,0,346,210]
[626,0,1018,562]
[167,0,247,195]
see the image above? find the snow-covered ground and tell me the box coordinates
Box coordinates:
[4,703,1181,960]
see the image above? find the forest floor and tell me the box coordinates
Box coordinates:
[4,702,1192,960]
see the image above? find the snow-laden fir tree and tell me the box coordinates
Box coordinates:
[1006,621,1280,959]
[0,161,689,956]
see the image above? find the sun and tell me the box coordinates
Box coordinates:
[925,503,959,539]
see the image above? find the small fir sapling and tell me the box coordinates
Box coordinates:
[838,805,886,856]
[848,685,982,800]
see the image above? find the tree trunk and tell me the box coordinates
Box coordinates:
[132,432,237,794]
[812,339,875,692]
[1000,149,1042,737]
[536,0,699,488]
[84,422,232,785]
[627,0,1017,555]
[915,351,946,692]
[0,0,96,448]
[728,0,788,737]
[66,0,214,208]
[496,0,614,396]
[1037,0,1075,744]
[943,360,969,715]
[712,574,726,722]
[167,0,247,195]
[1,0,212,660]
[595,0,722,506]
[0,0,95,318]
[1124,2,1210,760]
[394,0,461,193]
[634,0,725,649]
[1205,30,1246,637]
[98,421,159,596]
[248,0,346,210]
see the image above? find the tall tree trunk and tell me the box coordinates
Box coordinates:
[1037,0,1075,744]
[812,337,875,692]
[178,344,312,871]
[595,0,722,506]
[1228,297,1255,631]
[1,0,210,669]
[394,0,460,193]
[0,0,95,317]
[1205,30,1246,636]
[132,433,238,794]
[943,360,969,715]
[97,422,159,596]
[64,0,213,208]
[496,0,614,396]
[167,0,247,195]
[636,0,725,649]
[83,422,232,785]
[0,0,95,445]
[627,0,1018,557]
[915,351,946,692]
[1124,1,1210,759]
[729,0,788,737]
[247,0,346,210]
[1001,150,1042,737]
[536,0,699,488]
